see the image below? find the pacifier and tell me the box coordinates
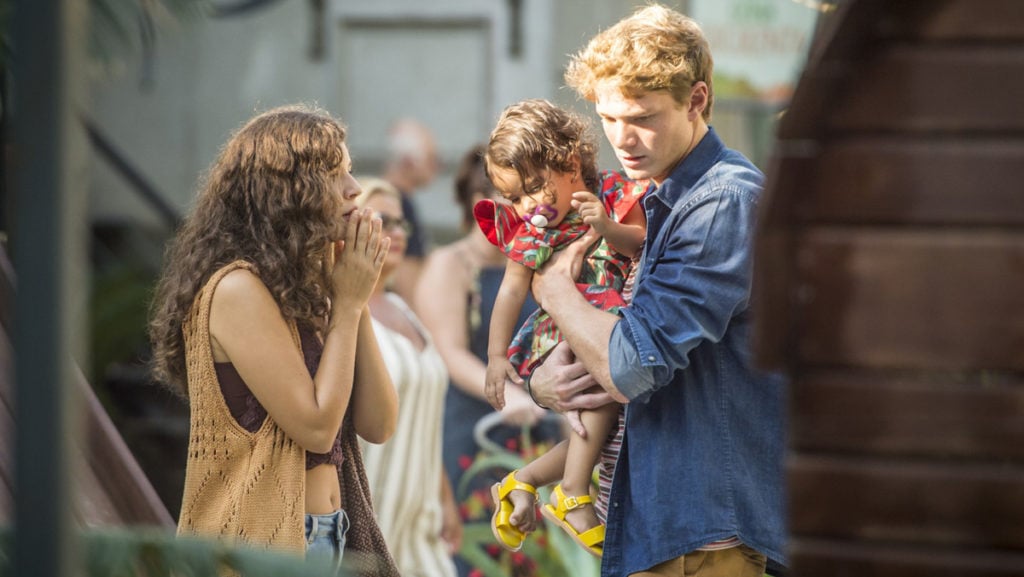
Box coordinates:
[526,204,558,229]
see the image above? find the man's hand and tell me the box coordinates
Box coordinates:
[529,342,616,437]
[532,230,600,308]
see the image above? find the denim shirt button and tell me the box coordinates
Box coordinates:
[647,355,656,362]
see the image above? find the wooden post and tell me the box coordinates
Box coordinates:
[10,0,89,575]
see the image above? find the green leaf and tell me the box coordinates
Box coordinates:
[0,527,354,577]
[457,525,508,577]
[456,452,526,498]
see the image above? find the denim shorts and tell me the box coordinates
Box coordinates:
[305,509,349,571]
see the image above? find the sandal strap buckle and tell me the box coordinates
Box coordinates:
[561,493,592,511]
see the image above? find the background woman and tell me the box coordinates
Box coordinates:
[416,145,561,577]
[148,105,400,576]
[356,177,461,577]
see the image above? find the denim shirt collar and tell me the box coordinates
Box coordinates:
[650,126,725,207]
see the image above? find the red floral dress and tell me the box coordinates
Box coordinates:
[473,170,652,375]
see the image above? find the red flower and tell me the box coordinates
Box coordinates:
[505,438,519,451]
[469,570,484,577]
[458,455,473,470]
[485,544,500,556]
[511,552,526,565]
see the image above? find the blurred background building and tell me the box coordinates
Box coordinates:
[90,0,818,237]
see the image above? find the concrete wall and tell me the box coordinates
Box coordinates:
[90,1,776,242]
[89,0,640,238]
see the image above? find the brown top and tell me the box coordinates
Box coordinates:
[178,261,307,554]
[213,325,343,469]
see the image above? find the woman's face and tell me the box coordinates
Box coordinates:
[363,193,409,278]
[488,163,580,229]
[333,143,363,239]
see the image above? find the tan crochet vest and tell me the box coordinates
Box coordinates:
[177,261,307,552]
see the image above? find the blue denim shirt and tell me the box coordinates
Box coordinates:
[605,128,786,576]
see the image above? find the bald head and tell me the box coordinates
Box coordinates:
[385,118,440,193]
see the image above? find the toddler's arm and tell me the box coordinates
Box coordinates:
[572,191,645,258]
[485,259,532,410]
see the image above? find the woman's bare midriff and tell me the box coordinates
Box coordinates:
[306,463,343,514]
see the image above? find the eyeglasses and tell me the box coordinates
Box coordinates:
[373,213,412,234]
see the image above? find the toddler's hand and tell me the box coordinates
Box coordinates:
[484,356,520,410]
[483,356,507,409]
[572,191,610,235]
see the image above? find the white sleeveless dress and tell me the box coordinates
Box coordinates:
[360,293,457,577]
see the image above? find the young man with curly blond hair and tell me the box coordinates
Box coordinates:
[526,5,786,577]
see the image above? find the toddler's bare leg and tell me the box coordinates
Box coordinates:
[558,403,619,533]
[508,441,568,533]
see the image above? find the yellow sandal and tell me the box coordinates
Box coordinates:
[540,484,605,558]
[490,471,538,552]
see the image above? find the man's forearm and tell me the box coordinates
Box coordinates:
[537,274,626,401]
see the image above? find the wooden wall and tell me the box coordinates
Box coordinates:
[0,248,173,529]
[754,0,1024,574]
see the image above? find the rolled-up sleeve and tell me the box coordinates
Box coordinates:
[608,185,758,403]
[609,318,657,402]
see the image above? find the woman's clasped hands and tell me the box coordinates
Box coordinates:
[330,209,391,314]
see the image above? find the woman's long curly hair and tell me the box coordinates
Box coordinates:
[149,105,349,396]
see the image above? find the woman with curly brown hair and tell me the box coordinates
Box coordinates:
[148,105,400,576]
